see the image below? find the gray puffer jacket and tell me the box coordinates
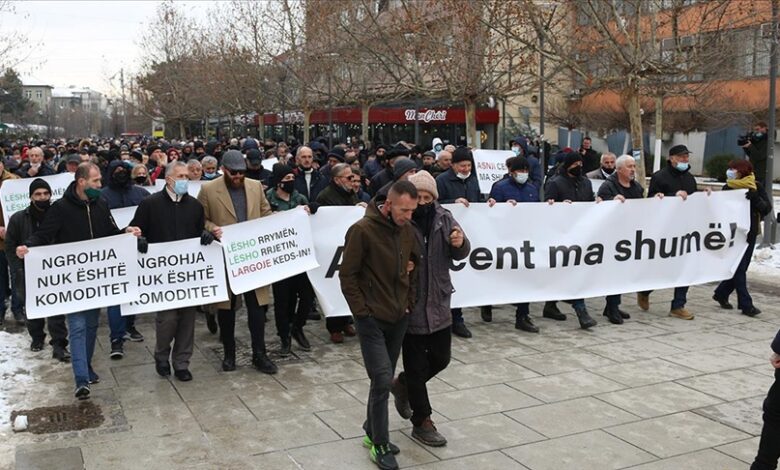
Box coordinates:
[407,203,470,335]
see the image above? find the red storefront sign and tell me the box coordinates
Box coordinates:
[257,106,499,126]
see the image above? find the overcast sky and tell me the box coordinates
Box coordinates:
[13,1,212,95]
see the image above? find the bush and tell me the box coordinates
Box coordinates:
[704,154,734,182]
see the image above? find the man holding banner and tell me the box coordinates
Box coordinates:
[130,161,213,381]
[198,150,278,375]
[16,163,143,400]
[340,181,420,470]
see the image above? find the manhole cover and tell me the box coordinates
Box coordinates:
[11,402,104,434]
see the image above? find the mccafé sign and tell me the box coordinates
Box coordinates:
[405,109,448,123]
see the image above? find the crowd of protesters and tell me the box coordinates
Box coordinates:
[0,130,777,470]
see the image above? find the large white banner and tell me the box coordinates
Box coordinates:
[0,173,73,225]
[308,191,750,316]
[220,208,319,295]
[473,149,513,194]
[120,238,229,316]
[24,234,140,319]
[111,206,138,229]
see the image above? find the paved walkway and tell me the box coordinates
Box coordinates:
[3,281,779,470]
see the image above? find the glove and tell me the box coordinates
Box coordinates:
[307,202,319,215]
[137,236,148,254]
[745,191,757,200]
[200,229,215,246]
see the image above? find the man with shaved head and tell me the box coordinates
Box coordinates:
[293,146,328,202]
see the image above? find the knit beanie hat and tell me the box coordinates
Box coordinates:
[408,170,438,199]
[29,178,52,197]
[392,157,418,180]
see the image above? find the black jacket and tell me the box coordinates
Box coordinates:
[369,167,394,196]
[316,182,359,207]
[25,181,122,246]
[130,189,205,243]
[435,168,482,204]
[648,163,697,197]
[545,171,595,202]
[294,167,328,202]
[597,174,645,200]
[5,205,46,274]
[16,162,55,179]
[581,148,601,174]
[744,135,768,182]
[722,181,772,242]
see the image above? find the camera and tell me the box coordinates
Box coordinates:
[737,132,755,146]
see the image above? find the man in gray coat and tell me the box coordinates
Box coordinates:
[392,170,470,448]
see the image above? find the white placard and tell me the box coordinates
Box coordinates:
[0,173,73,225]
[110,206,138,229]
[472,149,513,194]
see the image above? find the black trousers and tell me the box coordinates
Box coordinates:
[218,292,267,354]
[326,315,351,333]
[27,315,68,347]
[272,273,314,339]
[400,327,451,427]
[753,369,780,470]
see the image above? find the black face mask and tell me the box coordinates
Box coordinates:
[413,202,435,220]
[112,171,130,186]
[602,166,616,175]
[134,176,147,185]
[32,199,51,212]
[568,166,582,177]
[280,181,295,194]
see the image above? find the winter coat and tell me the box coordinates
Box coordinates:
[647,162,697,197]
[339,200,420,324]
[369,167,394,196]
[266,188,309,212]
[596,174,645,200]
[545,171,595,202]
[489,177,540,203]
[744,135,768,183]
[5,205,46,275]
[408,203,470,335]
[101,160,150,209]
[293,167,328,202]
[130,189,205,244]
[773,328,780,355]
[16,162,55,179]
[581,148,601,174]
[25,181,123,246]
[722,181,771,242]
[586,168,610,180]
[316,182,359,207]
[198,177,272,308]
[436,168,482,204]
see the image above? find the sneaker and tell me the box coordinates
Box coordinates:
[542,302,566,321]
[343,324,357,337]
[30,339,45,352]
[75,385,91,400]
[669,308,694,320]
[637,293,650,311]
[369,443,399,470]
[412,416,447,447]
[53,345,71,362]
[330,331,344,344]
[291,328,311,351]
[742,306,761,317]
[124,326,144,342]
[712,295,734,310]
[451,322,472,338]
[480,306,493,322]
[88,368,100,384]
[110,340,124,360]
[574,306,597,329]
[515,315,539,333]
[391,376,412,419]
[206,312,218,334]
[362,435,400,454]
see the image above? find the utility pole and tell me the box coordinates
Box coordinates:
[762,0,779,246]
[120,68,127,134]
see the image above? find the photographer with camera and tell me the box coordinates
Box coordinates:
[740,121,769,187]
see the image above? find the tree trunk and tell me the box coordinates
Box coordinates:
[627,90,646,186]
[179,121,186,140]
[361,102,370,144]
[465,98,477,148]
[653,95,663,174]
[258,112,265,140]
[303,107,311,144]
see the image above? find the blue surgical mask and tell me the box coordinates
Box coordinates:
[511,146,521,156]
[513,172,529,184]
[434,144,442,152]
[726,169,737,180]
[675,162,689,172]
[203,171,217,180]
[173,179,188,196]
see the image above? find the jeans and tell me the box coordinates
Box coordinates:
[67,309,100,387]
[641,287,688,309]
[355,315,409,446]
[715,239,756,310]
[107,305,125,343]
[400,327,451,427]
[218,292,267,354]
[27,315,68,347]
[272,273,314,339]
[752,369,780,470]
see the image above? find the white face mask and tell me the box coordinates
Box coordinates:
[513,172,529,184]
[456,172,470,180]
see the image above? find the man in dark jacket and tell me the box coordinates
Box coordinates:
[375,156,418,200]
[293,146,328,202]
[5,178,69,360]
[585,152,617,180]
[16,146,55,178]
[369,148,406,197]
[16,163,142,400]
[317,163,365,343]
[597,155,646,324]
[579,137,601,174]
[101,159,150,357]
[435,146,481,338]
[742,121,769,187]
[245,148,272,188]
[130,161,211,382]
[640,144,707,320]
[544,152,598,329]
[751,328,780,470]
[340,181,420,470]
[392,171,469,448]
[510,137,543,189]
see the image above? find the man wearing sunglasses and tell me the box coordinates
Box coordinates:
[197,150,278,374]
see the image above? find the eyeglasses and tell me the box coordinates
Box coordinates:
[227,168,246,175]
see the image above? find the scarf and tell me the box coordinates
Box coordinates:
[726,173,757,191]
